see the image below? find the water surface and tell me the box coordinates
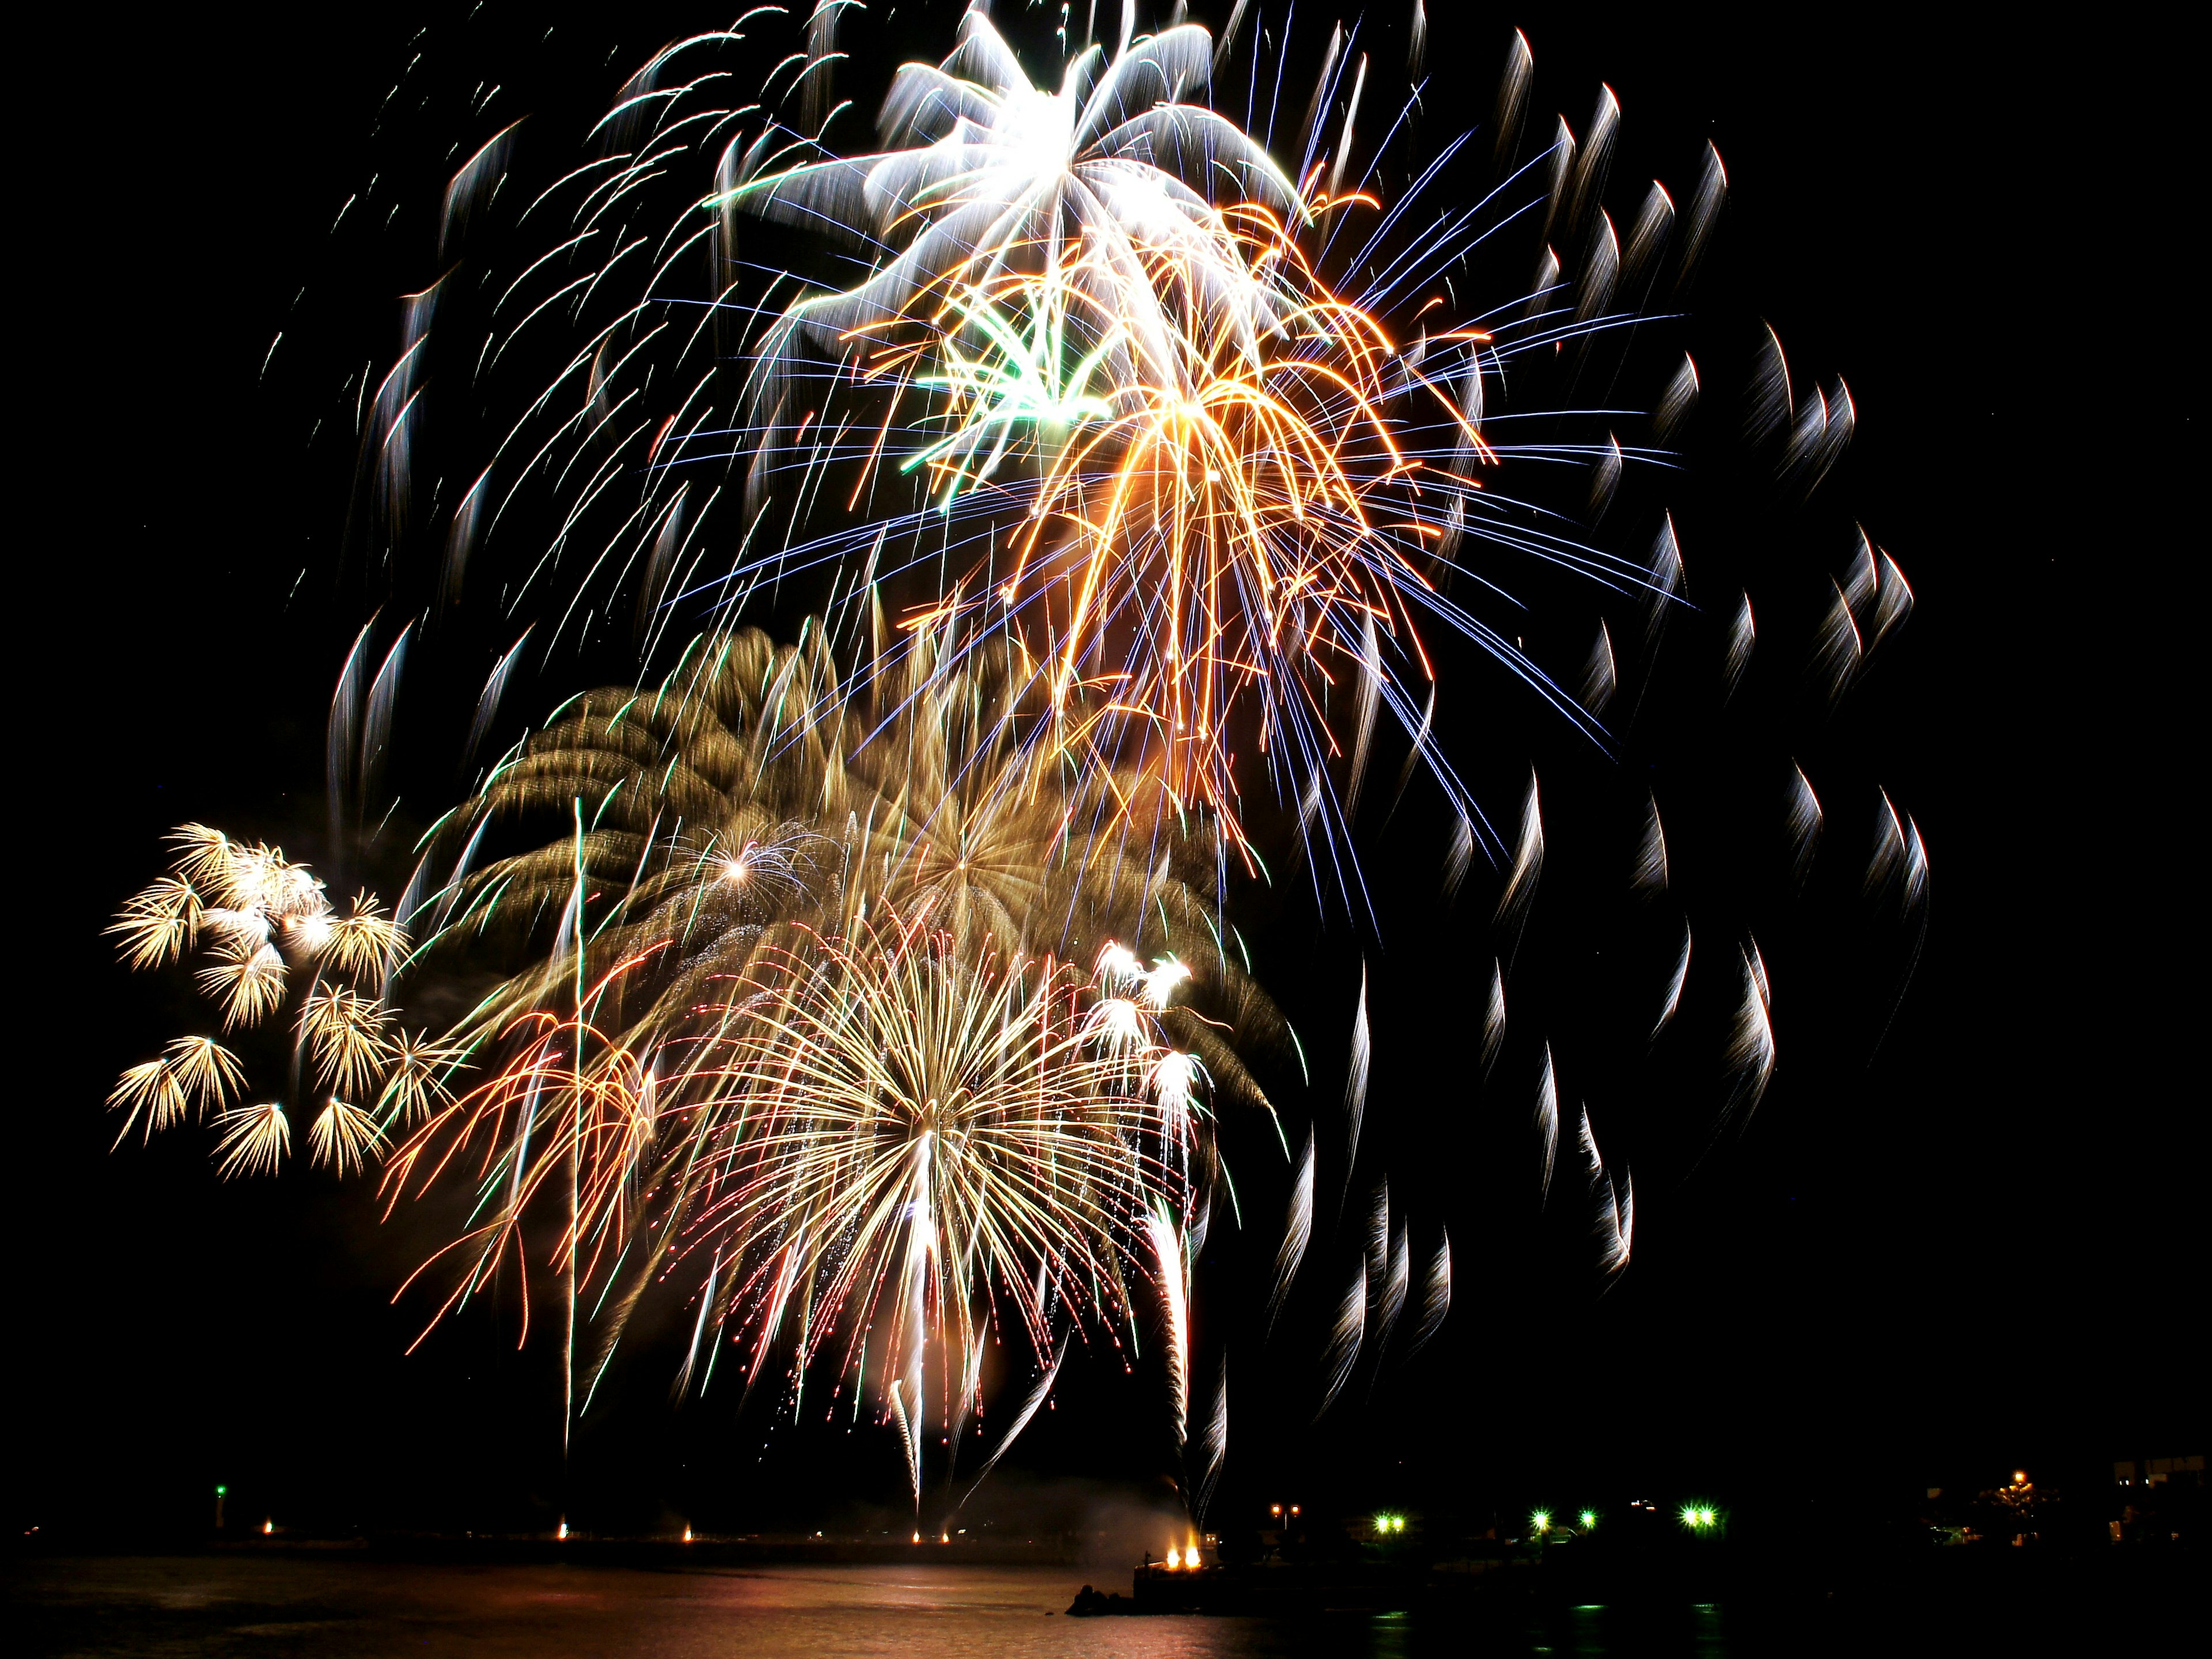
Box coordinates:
[13,1554,1759,1657]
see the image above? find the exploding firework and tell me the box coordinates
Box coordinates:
[435,618,1281,1103]
[384,906,1214,1502]
[107,826,435,1175]
[719,16,1486,839]
[102,1,1935,1529]
[334,5,1702,881]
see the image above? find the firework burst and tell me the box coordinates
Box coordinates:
[386,905,1213,1502]
[108,827,435,1175]
[98,2,1937,1528]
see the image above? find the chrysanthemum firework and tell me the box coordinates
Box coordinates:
[385,906,1209,1503]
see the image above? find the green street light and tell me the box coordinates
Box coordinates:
[1579,1509,1598,1529]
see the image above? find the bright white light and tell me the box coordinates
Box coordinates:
[1139,957,1191,1009]
[1151,1051,1199,1116]
[1086,997,1145,1048]
[1096,943,1143,990]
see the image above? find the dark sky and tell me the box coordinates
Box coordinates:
[14,3,2196,1539]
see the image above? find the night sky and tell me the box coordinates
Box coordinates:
[14,4,2196,1541]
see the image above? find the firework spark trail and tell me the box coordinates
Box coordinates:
[107,1036,242,1145]
[1722,940,1777,1132]
[1866,791,1931,1052]
[1266,1127,1315,1335]
[1535,1043,1560,1206]
[1404,1228,1452,1361]
[1150,1207,1191,1453]
[1724,591,1758,701]
[1192,1354,1229,1524]
[1786,764,1825,891]
[108,828,425,1175]
[1578,1105,1634,1282]
[1315,1256,1366,1421]
[1374,1220,1411,1356]
[1342,966,1370,1207]
[957,1334,1067,1512]
[1497,774,1546,951]
[1654,922,1692,1040]
[1363,1178,1392,1312]
[1480,958,1506,1078]
[1633,793,1669,896]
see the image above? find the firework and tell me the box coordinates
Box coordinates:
[214,1101,290,1180]
[1404,1228,1453,1362]
[346,6,1695,884]
[387,904,1214,1498]
[1266,1127,1316,1335]
[107,827,425,1175]
[729,16,1302,408]
[440,619,1281,1108]
[1316,1256,1366,1421]
[98,1,1945,1528]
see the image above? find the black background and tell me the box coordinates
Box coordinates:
[12,1,2196,1541]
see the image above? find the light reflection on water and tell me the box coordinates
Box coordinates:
[14,1558,1744,1657]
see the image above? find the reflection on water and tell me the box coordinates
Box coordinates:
[14,1557,1750,1657]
